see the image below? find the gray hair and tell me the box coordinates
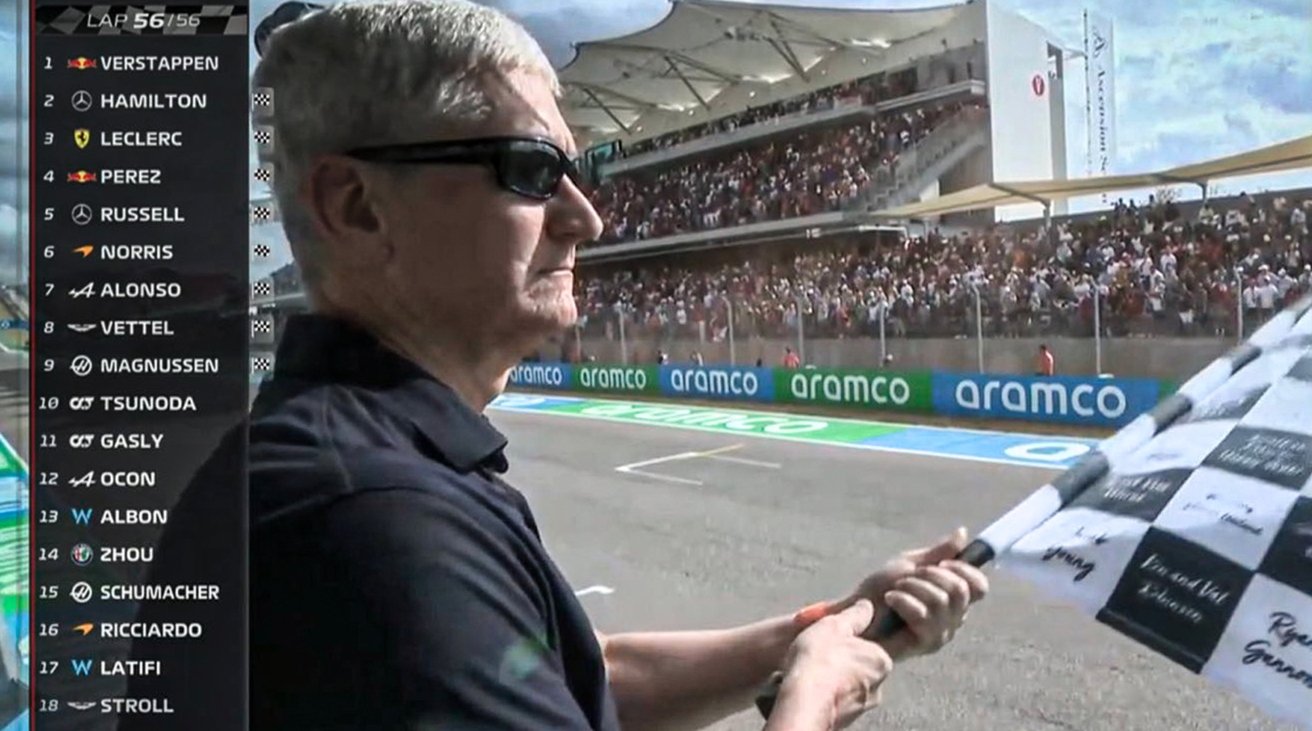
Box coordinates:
[253,0,558,293]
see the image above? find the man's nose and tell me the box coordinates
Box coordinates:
[549,177,604,244]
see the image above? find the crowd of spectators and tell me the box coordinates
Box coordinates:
[622,67,920,158]
[590,100,979,245]
[574,191,1312,343]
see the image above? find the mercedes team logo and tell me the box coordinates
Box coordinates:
[71,90,93,112]
[71,204,93,226]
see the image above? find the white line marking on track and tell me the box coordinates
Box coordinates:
[705,454,782,469]
[615,444,747,485]
[575,585,615,597]
[617,467,704,485]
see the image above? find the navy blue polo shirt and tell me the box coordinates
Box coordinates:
[130,313,620,730]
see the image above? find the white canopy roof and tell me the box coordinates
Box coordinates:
[875,134,1312,219]
[558,0,970,142]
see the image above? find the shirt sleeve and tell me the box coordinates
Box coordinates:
[320,485,596,730]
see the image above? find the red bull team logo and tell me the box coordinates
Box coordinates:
[68,170,96,183]
[68,57,96,70]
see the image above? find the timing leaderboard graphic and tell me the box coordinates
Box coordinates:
[31,3,251,729]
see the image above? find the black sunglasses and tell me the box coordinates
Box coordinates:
[344,136,596,201]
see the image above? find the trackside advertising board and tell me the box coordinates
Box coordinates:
[510,361,1169,428]
[508,363,574,390]
[930,372,1161,427]
[774,367,932,413]
[572,365,661,395]
[658,365,775,402]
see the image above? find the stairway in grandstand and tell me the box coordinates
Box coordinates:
[857,106,990,214]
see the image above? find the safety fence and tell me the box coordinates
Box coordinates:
[509,362,1175,429]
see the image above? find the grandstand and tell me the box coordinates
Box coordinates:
[254,0,1312,381]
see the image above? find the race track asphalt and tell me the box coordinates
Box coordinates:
[488,406,1297,731]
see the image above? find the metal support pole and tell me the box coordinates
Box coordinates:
[796,295,806,365]
[879,306,887,363]
[725,297,736,366]
[974,286,984,373]
[1093,282,1102,375]
[1236,269,1244,342]
[616,304,628,365]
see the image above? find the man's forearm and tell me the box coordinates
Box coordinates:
[600,614,804,731]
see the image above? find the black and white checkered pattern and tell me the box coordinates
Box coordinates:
[252,89,273,107]
[36,5,248,35]
[251,317,273,335]
[251,356,272,373]
[250,201,278,225]
[984,296,1312,730]
[253,163,273,184]
[253,243,271,258]
[252,281,272,298]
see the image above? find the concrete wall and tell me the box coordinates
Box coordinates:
[565,335,1233,380]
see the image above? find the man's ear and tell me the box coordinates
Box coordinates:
[302,156,388,257]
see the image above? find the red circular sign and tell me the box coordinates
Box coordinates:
[1031,73,1046,97]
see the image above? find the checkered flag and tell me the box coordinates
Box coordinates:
[251,356,272,374]
[251,316,273,335]
[252,86,275,123]
[254,125,275,158]
[253,163,274,184]
[253,243,271,258]
[250,199,279,225]
[252,281,272,299]
[912,298,1312,728]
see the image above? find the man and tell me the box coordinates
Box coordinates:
[142,2,987,729]
[1036,344,1055,376]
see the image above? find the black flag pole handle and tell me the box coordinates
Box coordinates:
[753,539,995,719]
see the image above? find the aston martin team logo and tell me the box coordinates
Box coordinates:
[74,128,90,149]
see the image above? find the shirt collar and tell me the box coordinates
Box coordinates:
[272,313,509,474]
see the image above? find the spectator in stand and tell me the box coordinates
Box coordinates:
[783,347,801,368]
[1035,345,1055,376]
[590,101,985,245]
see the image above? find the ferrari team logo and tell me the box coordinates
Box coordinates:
[74,128,90,149]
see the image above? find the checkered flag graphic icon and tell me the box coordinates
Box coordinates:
[253,243,271,258]
[253,281,272,298]
[252,87,275,123]
[251,356,272,374]
[250,200,278,225]
[253,128,272,146]
[253,164,273,184]
[252,317,273,335]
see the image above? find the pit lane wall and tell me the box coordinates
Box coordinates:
[508,363,1171,429]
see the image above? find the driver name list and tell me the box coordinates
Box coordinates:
[32,3,250,729]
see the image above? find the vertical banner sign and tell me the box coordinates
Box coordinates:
[31,3,250,730]
[1083,9,1117,195]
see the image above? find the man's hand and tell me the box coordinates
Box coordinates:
[841,527,989,659]
[770,599,893,731]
